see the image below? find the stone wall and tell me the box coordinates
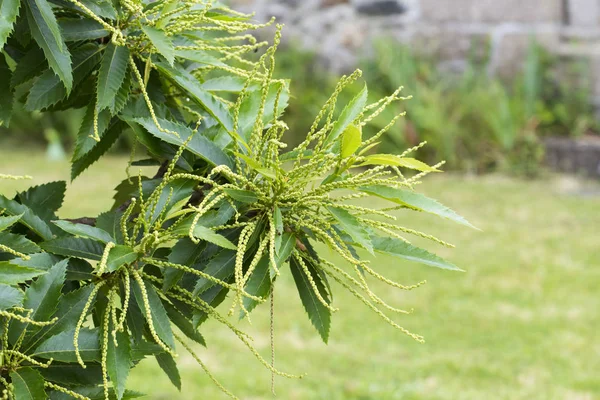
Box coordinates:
[229,0,600,109]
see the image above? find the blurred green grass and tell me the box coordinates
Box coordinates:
[1,151,599,400]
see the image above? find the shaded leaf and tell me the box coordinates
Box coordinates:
[71,119,124,180]
[40,237,104,260]
[72,103,112,161]
[132,116,232,168]
[290,256,331,343]
[10,48,47,88]
[0,213,23,231]
[58,17,109,41]
[0,54,13,126]
[242,256,271,314]
[25,0,72,92]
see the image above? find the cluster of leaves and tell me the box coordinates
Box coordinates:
[0,0,474,399]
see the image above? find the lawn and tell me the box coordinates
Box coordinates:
[1,150,599,400]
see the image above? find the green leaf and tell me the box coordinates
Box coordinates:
[71,119,124,180]
[290,256,331,343]
[371,236,463,271]
[10,367,46,400]
[23,259,67,322]
[0,213,23,231]
[222,188,258,204]
[324,84,367,148]
[18,181,66,220]
[97,42,130,110]
[25,69,69,110]
[39,237,104,260]
[163,301,205,346]
[360,185,476,228]
[193,250,235,295]
[40,363,102,388]
[155,352,180,391]
[110,66,131,114]
[58,18,109,41]
[142,26,174,65]
[72,103,112,161]
[0,54,13,126]
[191,226,236,250]
[32,328,101,362]
[106,328,131,400]
[273,206,283,252]
[361,155,440,172]
[132,117,232,168]
[22,284,95,352]
[340,124,362,158]
[242,256,271,314]
[106,245,138,272]
[327,206,373,254]
[0,232,41,254]
[153,60,234,132]
[0,263,46,285]
[0,284,24,310]
[0,0,20,49]
[25,0,73,92]
[132,279,175,349]
[53,220,114,243]
[0,195,54,240]
[7,259,67,345]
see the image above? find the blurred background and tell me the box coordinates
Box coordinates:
[1,0,600,399]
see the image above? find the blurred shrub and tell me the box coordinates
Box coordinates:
[276,39,598,176]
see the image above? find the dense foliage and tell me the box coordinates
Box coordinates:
[0,0,473,398]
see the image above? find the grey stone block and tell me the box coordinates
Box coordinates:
[355,0,406,16]
[419,0,562,23]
